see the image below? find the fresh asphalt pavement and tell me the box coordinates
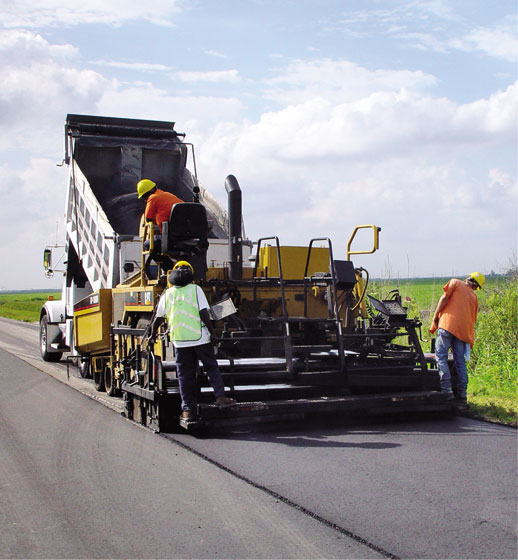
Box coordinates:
[0,317,516,559]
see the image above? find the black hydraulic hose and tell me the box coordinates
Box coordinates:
[352,267,369,311]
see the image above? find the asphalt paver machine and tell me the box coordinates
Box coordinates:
[41,114,451,432]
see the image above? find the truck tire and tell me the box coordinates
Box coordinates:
[104,366,118,397]
[79,359,91,379]
[40,315,62,362]
[93,366,105,392]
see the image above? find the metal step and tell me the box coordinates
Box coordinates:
[292,345,334,353]
[161,357,290,373]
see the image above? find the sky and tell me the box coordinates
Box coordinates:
[0,0,516,290]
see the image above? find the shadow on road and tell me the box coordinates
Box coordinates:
[194,410,514,446]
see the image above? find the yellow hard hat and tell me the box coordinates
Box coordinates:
[469,271,485,290]
[173,260,194,273]
[137,179,156,198]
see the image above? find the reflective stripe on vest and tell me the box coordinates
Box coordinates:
[164,284,202,342]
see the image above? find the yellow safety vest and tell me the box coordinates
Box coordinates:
[164,284,202,342]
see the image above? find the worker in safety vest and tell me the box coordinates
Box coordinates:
[137,178,183,232]
[150,261,235,421]
[430,272,485,406]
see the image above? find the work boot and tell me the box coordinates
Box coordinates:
[443,391,455,401]
[216,396,236,408]
[180,410,195,421]
[456,396,469,409]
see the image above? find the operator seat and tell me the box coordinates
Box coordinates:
[161,202,209,258]
[143,202,209,281]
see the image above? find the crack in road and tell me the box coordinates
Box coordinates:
[162,432,400,559]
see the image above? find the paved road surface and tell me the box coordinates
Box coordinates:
[0,317,516,559]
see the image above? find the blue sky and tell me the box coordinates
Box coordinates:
[0,0,516,289]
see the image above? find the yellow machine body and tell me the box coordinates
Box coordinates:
[256,246,331,280]
[73,290,113,353]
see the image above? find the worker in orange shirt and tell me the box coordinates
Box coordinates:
[137,179,183,232]
[137,179,184,279]
[430,272,485,406]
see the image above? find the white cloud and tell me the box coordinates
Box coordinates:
[0,158,67,289]
[191,66,516,276]
[173,69,242,84]
[96,84,245,129]
[0,20,514,283]
[91,60,171,72]
[210,79,516,169]
[487,168,517,198]
[0,0,183,28]
[0,30,110,153]
[204,50,228,59]
[0,30,246,154]
[330,2,457,40]
[454,81,518,137]
[453,17,518,63]
[264,59,437,106]
[331,4,517,62]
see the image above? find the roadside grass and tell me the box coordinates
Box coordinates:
[0,292,61,322]
[468,274,517,427]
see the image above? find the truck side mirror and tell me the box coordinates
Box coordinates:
[43,248,52,270]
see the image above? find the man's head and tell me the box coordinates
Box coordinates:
[467,271,485,290]
[169,260,194,287]
[137,179,157,199]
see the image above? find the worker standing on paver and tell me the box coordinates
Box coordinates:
[430,272,485,406]
[150,261,235,421]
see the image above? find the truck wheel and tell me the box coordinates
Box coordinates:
[104,366,118,397]
[93,366,105,392]
[79,359,91,379]
[40,315,62,362]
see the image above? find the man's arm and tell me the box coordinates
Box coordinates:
[144,197,156,224]
[432,293,449,326]
[149,316,166,341]
[145,294,167,345]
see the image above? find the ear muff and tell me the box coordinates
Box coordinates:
[168,266,194,287]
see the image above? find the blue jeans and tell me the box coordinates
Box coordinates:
[435,328,468,397]
[174,343,225,411]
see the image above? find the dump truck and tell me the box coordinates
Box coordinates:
[41,114,452,432]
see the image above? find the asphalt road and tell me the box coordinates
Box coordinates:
[0,317,516,559]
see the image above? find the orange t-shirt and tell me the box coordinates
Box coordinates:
[437,278,478,346]
[145,189,183,232]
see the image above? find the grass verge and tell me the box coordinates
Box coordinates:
[0,292,61,322]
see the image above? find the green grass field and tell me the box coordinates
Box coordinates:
[0,291,61,322]
[369,275,507,324]
[1,278,516,426]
